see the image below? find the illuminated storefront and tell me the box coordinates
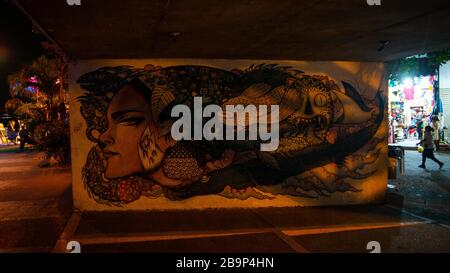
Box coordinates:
[389,75,438,143]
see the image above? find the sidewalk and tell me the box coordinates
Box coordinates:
[53,149,450,253]
[393,138,450,152]
[0,150,72,253]
[1,148,449,253]
[53,205,450,253]
[388,150,450,226]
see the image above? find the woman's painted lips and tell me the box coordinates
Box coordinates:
[103,150,119,158]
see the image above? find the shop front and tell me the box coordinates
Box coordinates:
[388,76,441,145]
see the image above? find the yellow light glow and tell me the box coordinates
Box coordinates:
[0,45,10,61]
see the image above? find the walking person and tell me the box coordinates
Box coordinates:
[417,120,424,140]
[417,113,424,141]
[417,126,443,169]
[18,126,30,152]
[431,115,440,151]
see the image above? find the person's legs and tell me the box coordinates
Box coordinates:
[19,139,25,152]
[419,150,427,168]
[428,150,443,167]
[435,140,440,151]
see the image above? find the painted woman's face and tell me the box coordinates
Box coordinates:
[99,83,164,179]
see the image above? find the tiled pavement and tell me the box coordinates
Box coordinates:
[53,149,450,253]
[388,150,450,225]
[53,205,450,253]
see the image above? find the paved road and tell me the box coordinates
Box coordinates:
[388,150,450,225]
[0,148,72,252]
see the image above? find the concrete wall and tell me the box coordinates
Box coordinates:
[69,59,388,211]
[440,63,450,130]
[440,62,450,89]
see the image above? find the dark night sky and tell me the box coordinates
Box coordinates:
[0,0,47,112]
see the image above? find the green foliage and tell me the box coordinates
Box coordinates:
[427,49,450,67]
[5,53,70,165]
[387,48,450,81]
[33,115,71,164]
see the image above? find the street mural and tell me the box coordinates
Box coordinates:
[76,64,386,205]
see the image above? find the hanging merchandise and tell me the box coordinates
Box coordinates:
[388,75,438,143]
[403,85,414,100]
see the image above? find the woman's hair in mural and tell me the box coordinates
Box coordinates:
[77,66,163,205]
[77,66,146,143]
[77,64,386,205]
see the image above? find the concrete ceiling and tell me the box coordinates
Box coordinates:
[14,0,450,61]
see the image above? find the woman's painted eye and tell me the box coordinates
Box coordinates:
[119,117,145,126]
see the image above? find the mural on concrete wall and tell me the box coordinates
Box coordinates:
[76,64,386,206]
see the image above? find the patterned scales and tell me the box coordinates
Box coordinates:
[163,143,204,180]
